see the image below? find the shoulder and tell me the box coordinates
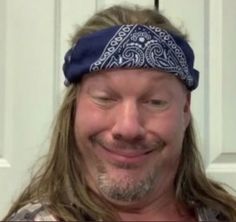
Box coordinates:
[7,202,57,221]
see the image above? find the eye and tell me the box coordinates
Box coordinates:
[143,99,168,110]
[98,97,114,102]
[149,99,167,106]
[92,95,116,107]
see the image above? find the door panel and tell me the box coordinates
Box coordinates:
[0,0,57,216]
[160,0,236,190]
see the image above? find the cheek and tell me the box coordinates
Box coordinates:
[149,108,187,148]
[74,100,103,170]
[153,109,186,169]
[74,100,108,138]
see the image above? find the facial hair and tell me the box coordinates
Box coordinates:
[91,136,165,202]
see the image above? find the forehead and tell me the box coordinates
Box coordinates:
[81,68,186,92]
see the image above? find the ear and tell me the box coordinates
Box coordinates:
[183,92,191,128]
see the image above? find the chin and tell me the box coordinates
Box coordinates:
[95,166,157,205]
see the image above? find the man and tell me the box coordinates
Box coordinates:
[4,4,236,221]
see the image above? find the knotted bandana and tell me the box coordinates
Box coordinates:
[63,24,199,90]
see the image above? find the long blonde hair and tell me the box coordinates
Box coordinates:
[4,5,236,221]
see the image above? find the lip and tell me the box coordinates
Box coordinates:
[97,143,155,164]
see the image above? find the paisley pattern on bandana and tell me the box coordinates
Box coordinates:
[63,24,199,90]
[89,25,193,87]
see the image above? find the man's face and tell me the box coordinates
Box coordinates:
[74,69,190,206]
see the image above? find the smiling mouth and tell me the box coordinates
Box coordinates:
[104,146,155,158]
[97,142,156,165]
[91,136,164,165]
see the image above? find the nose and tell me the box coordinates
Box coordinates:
[111,101,146,141]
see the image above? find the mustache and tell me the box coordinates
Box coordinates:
[91,136,166,152]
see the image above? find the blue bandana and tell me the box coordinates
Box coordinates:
[63,24,199,90]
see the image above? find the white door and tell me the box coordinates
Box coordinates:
[0,0,58,217]
[1,0,235,217]
[159,0,236,191]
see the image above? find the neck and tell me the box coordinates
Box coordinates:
[116,193,197,221]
